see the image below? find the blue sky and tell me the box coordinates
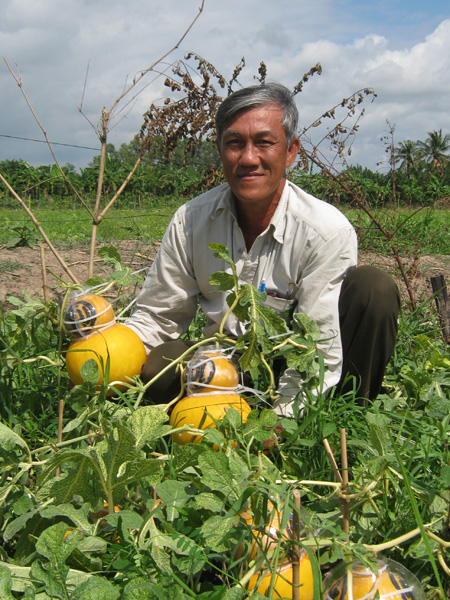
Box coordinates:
[1,0,449,171]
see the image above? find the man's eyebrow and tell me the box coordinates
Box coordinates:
[222,129,277,138]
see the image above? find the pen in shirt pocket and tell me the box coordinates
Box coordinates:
[258,280,298,299]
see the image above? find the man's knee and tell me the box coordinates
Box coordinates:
[340,265,400,319]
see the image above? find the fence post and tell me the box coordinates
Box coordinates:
[430,274,450,344]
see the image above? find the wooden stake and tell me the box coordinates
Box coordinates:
[323,438,343,484]
[292,489,301,600]
[40,242,49,302]
[340,428,350,535]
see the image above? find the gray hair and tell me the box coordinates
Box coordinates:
[216,82,299,146]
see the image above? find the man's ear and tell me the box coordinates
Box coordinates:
[286,137,300,168]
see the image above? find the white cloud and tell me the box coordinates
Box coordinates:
[0,1,449,171]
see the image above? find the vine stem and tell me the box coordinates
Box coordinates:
[31,431,103,455]
[133,335,230,409]
[219,289,244,336]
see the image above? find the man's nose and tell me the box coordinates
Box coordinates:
[239,142,259,165]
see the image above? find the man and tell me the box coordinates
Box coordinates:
[125,82,400,412]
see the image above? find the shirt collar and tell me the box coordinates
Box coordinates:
[269,180,290,244]
[211,184,236,219]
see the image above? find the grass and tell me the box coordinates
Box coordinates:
[343,206,450,254]
[1,204,449,254]
[0,259,29,272]
[0,203,182,247]
[1,201,449,597]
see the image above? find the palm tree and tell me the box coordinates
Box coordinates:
[417,129,450,176]
[394,140,420,178]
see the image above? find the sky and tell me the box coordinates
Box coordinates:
[1,0,449,173]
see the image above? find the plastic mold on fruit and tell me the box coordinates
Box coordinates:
[184,346,239,394]
[64,293,115,338]
[323,557,425,600]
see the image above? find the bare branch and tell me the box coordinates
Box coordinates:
[79,58,91,114]
[3,58,93,217]
[106,0,205,122]
[0,172,80,285]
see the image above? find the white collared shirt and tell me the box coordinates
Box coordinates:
[125,180,357,412]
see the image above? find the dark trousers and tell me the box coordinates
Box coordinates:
[141,266,400,404]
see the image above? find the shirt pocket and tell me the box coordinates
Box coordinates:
[262,294,297,322]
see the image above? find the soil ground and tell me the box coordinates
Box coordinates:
[1,241,450,311]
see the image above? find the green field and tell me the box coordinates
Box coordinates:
[0,205,180,247]
[1,199,450,598]
[1,204,449,254]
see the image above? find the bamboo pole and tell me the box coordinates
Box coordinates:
[323,438,343,484]
[0,173,80,285]
[340,428,350,535]
[292,489,302,600]
[40,242,49,301]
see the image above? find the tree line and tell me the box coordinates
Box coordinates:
[1,130,449,209]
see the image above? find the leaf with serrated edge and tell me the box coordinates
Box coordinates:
[130,406,171,449]
[31,521,81,598]
[40,503,93,534]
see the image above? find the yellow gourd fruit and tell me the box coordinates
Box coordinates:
[247,555,314,600]
[323,558,425,600]
[236,502,299,561]
[169,392,251,444]
[65,323,146,395]
[64,294,115,338]
[184,349,239,394]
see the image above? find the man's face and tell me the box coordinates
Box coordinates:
[217,104,299,208]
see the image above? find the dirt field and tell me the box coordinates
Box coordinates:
[1,241,450,311]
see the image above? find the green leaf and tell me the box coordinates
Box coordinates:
[0,565,15,600]
[440,465,450,487]
[3,509,39,542]
[40,503,94,534]
[194,490,224,512]
[366,412,391,455]
[122,578,160,599]
[116,456,163,491]
[0,421,31,462]
[37,458,100,506]
[112,267,135,286]
[130,405,171,448]
[0,561,93,594]
[198,451,250,503]
[70,577,120,600]
[209,243,237,272]
[122,576,189,599]
[30,521,81,599]
[209,271,236,291]
[292,312,321,340]
[156,480,196,521]
[80,358,101,384]
[199,515,237,552]
[104,509,143,535]
[98,245,122,269]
